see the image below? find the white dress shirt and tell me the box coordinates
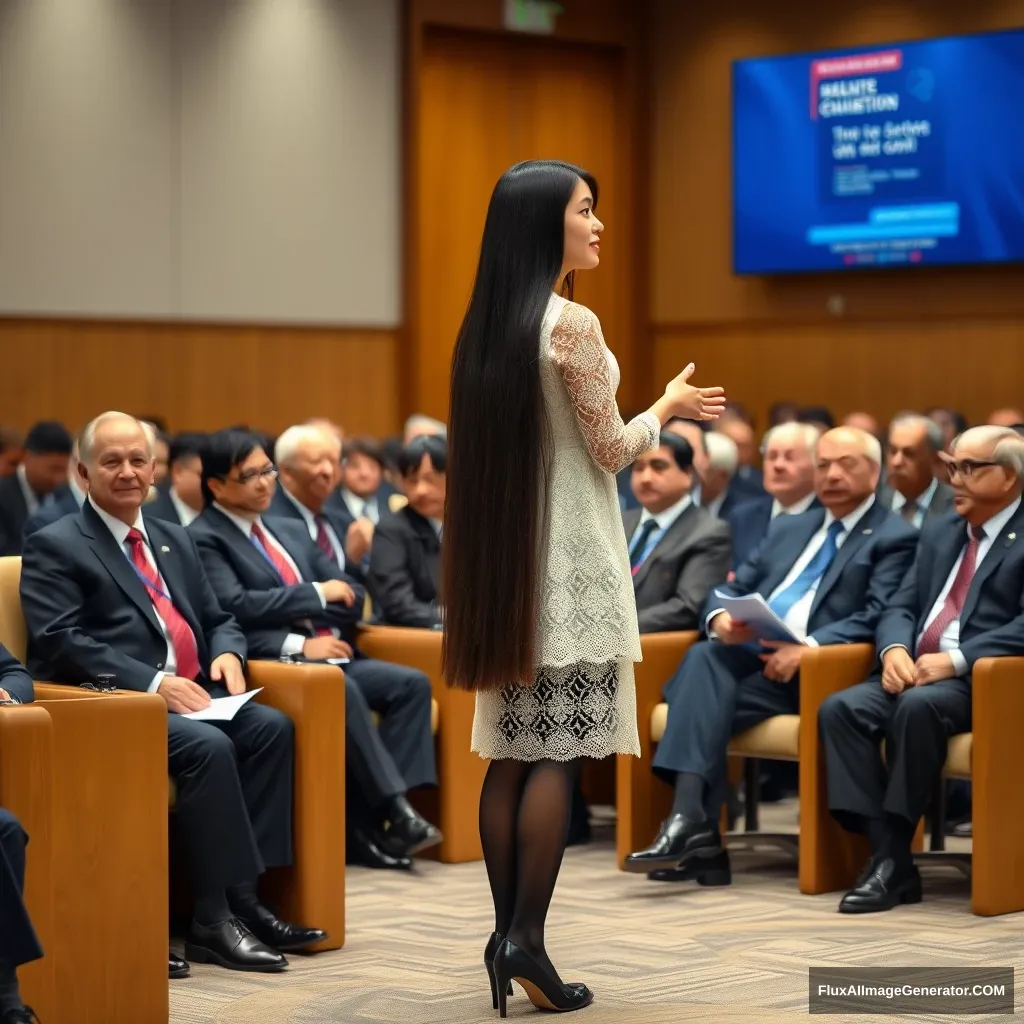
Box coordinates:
[214,503,327,657]
[16,465,41,516]
[89,497,176,692]
[708,495,876,645]
[428,517,443,541]
[342,488,379,525]
[770,491,816,520]
[883,497,1021,675]
[169,488,200,526]
[280,488,347,571]
[890,477,938,530]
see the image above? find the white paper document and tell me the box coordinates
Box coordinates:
[712,591,801,644]
[182,688,263,721]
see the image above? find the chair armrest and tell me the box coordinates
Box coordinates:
[799,643,875,711]
[0,705,55,1021]
[636,631,700,706]
[246,660,346,949]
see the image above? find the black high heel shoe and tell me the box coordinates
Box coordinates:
[484,932,514,1011]
[493,938,593,1018]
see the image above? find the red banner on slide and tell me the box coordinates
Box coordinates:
[810,49,903,118]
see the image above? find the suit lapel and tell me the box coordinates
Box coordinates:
[80,503,164,638]
[760,509,825,597]
[811,503,885,614]
[961,505,1024,625]
[212,508,282,585]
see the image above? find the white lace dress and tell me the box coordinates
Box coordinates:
[471,295,660,761]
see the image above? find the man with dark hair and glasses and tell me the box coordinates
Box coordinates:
[819,425,1024,914]
[192,429,442,871]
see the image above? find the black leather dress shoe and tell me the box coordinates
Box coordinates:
[385,813,443,856]
[169,952,191,979]
[838,858,922,914]
[348,825,413,870]
[235,902,328,952]
[647,849,732,886]
[185,918,288,972]
[622,813,721,874]
[953,821,973,838]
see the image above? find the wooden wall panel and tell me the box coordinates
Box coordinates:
[647,0,1024,424]
[0,320,398,436]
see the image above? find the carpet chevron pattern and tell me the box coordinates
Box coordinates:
[170,805,1010,1023]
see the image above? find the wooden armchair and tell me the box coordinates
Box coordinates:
[357,624,484,863]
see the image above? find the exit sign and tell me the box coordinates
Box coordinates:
[504,0,563,34]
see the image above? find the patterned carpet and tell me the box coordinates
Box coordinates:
[170,803,1015,1024]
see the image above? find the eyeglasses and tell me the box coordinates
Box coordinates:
[939,456,999,480]
[229,467,279,485]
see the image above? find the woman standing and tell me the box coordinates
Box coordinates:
[442,160,725,1016]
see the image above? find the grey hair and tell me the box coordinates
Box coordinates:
[78,411,153,464]
[952,426,1024,476]
[890,411,943,453]
[403,414,447,439]
[704,431,738,474]
[761,421,819,457]
[274,424,341,467]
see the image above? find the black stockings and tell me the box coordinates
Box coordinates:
[478,757,582,980]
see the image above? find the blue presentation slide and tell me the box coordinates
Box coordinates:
[732,29,1024,274]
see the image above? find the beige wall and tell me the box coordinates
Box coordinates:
[0,0,400,325]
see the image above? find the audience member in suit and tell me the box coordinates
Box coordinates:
[699,432,744,519]
[0,429,23,479]
[925,406,969,455]
[819,426,1024,912]
[725,422,820,569]
[146,432,207,527]
[151,428,170,487]
[880,413,955,528]
[0,421,72,556]
[194,429,442,869]
[369,435,445,629]
[0,806,43,1024]
[272,425,371,579]
[623,427,917,884]
[623,431,731,633]
[797,405,836,436]
[715,412,764,499]
[23,442,87,538]
[338,437,398,526]
[19,412,325,977]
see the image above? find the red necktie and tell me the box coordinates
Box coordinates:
[126,528,202,681]
[251,523,300,586]
[315,516,338,563]
[252,523,332,637]
[916,526,984,656]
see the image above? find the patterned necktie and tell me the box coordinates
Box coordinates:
[768,519,846,621]
[251,523,300,586]
[125,529,201,681]
[916,526,985,656]
[629,519,659,575]
[314,516,338,563]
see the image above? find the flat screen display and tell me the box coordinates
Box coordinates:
[732,29,1024,274]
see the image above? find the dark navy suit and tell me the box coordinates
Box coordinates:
[653,499,918,820]
[725,495,823,570]
[820,501,1024,831]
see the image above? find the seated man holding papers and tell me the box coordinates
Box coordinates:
[19,412,325,978]
[623,427,917,882]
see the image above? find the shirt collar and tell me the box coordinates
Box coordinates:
[639,494,692,531]
[975,496,1021,542]
[89,495,147,546]
[770,491,816,519]
[16,464,37,511]
[214,502,260,538]
[280,485,317,528]
[341,488,364,514]
[891,476,937,512]
[170,488,200,526]
[824,493,876,534]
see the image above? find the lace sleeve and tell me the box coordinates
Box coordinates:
[550,303,660,475]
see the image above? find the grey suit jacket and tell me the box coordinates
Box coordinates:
[623,503,732,633]
[879,481,955,525]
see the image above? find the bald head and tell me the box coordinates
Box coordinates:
[814,427,882,517]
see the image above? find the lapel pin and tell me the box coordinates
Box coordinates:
[862,528,872,535]
[160,545,170,553]
[1009,533,1016,541]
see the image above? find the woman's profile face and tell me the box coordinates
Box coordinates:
[562,177,603,276]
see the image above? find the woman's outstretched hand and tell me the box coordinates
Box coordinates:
[664,364,726,421]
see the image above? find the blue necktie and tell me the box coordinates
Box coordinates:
[768,520,845,621]
[629,519,659,571]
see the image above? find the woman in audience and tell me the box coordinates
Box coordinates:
[442,159,725,1016]
[368,435,445,628]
